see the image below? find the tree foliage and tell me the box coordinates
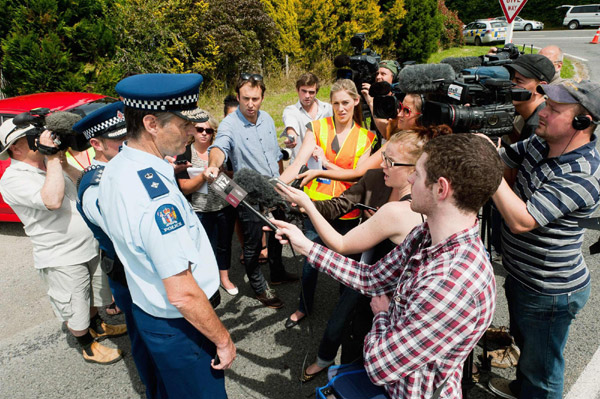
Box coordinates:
[260,0,303,60]
[438,0,464,49]
[394,0,443,63]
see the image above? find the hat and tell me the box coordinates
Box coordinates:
[379,60,399,78]
[505,54,555,83]
[72,101,127,141]
[0,119,34,161]
[115,73,207,122]
[537,80,600,121]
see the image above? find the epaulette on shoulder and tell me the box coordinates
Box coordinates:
[137,167,169,200]
[77,164,105,190]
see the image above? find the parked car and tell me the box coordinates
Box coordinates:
[0,92,114,222]
[463,19,508,46]
[494,16,544,31]
[560,4,600,29]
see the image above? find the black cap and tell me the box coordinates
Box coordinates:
[505,54,555,83]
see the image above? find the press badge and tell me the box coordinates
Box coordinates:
[316,178,331,184]
[155,204,185,235]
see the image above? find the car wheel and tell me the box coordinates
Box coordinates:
[568,20,579,30]
[524,24,532,31]
[474,36,482,46]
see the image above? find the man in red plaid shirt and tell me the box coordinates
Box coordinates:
[272,134,503,398]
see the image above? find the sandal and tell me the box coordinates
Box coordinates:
[105,302,121,316]
[482,344,520,369]
[299,364,328,383]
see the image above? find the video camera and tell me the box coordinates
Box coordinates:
[481,43,522,66]
[12,108,89,155]
[334,33,381,90]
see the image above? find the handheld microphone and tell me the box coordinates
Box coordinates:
[398,64,455,94]
[211,173,279,231]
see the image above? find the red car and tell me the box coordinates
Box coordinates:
[0,92,115,222]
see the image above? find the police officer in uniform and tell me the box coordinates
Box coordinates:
[73,102,167,399]
[98,74,235,398]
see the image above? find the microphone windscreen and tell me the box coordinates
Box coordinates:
[398,64,456,94]
[440,56,483,73]
[368,81,391,97]
[45,111,82,135]
[233,168,286,209]
[334,55,351,68]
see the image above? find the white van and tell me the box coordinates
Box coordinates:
[561,4,600,29]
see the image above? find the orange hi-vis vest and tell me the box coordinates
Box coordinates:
[304,117,376,220]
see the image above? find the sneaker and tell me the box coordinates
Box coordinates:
[271,271,299,285]
[256,288,284,309]
[82,341,123,365]
[90,322,127,339]
[488,343,520,368]
[489,377,517,399]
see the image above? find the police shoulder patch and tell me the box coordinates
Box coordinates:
[155,204,185,235]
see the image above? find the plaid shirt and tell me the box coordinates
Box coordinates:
[308,222,496,399]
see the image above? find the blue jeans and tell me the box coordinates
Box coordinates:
[196,206,236,270]
[109,276,167,399]
[505,275,590,399]
[132,304,227,399]
[298,218,359,315]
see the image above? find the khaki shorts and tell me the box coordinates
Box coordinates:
[37,254,112,331]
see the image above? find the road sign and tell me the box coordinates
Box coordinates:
[499,0,528,24]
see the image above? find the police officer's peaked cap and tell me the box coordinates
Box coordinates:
[115,73,208,122]
[72,101,128,141]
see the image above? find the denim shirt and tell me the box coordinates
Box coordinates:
[209,108,282,177]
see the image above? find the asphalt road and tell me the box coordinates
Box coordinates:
[512,28,600,81]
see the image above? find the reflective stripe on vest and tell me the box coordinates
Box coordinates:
[304,117,375,219]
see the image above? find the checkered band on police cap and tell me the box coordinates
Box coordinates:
[72,101,128,140]
[115,73,204,112]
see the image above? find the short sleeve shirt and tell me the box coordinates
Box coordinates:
[98,144,219,318]
[282,99,333,160]
[0,160,98,268]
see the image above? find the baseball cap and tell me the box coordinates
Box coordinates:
[505,54,555,83]
[0,119,34,160]
[537,80,600,121]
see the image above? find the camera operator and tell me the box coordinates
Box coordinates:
[488,80,600,399]
[361,60,399,142]
[504,54,555,143]
[0,121,126,364]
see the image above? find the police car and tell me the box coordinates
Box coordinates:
[463,19,508,46]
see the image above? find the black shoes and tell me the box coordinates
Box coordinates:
[271,271,299,286]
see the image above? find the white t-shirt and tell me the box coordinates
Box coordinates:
[0,160,98,269]
[282,99,333,161]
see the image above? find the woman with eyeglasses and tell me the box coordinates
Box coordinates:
[175,111,238,295]
[292,93,425,188]
[274,124,452,382]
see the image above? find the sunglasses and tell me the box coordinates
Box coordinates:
[398,102,421,118]
[381,152,415,168]
[195,127,215,135]
[240,73,263,82]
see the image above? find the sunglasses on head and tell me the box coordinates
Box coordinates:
[195,127,215,135]
[240,73,263,82]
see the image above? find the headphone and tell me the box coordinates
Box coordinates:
[573,114,592,131]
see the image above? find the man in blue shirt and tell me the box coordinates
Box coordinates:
[489,80,600,399]
[98,74,235,399]
[206,73,298,309]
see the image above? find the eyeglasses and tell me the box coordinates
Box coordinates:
[381,152,415,168]
[195,127,215,135]
[240,73,263,82]
[398,102,421,118]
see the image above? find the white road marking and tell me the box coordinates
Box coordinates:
[565,345,600,399]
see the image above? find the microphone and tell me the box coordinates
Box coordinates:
[232,168,287,209]
[210,172,279,231]
[368,81,392,97]
[334,55,351,68]
[398,64,455,94]
[441,56,483,74]
[45,111,82,135]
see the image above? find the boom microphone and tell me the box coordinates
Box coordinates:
[441,56,484,74]
[45,111,82,135]
[398,64,455,94]
[368,81,392,97]
[232,168,287,209]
